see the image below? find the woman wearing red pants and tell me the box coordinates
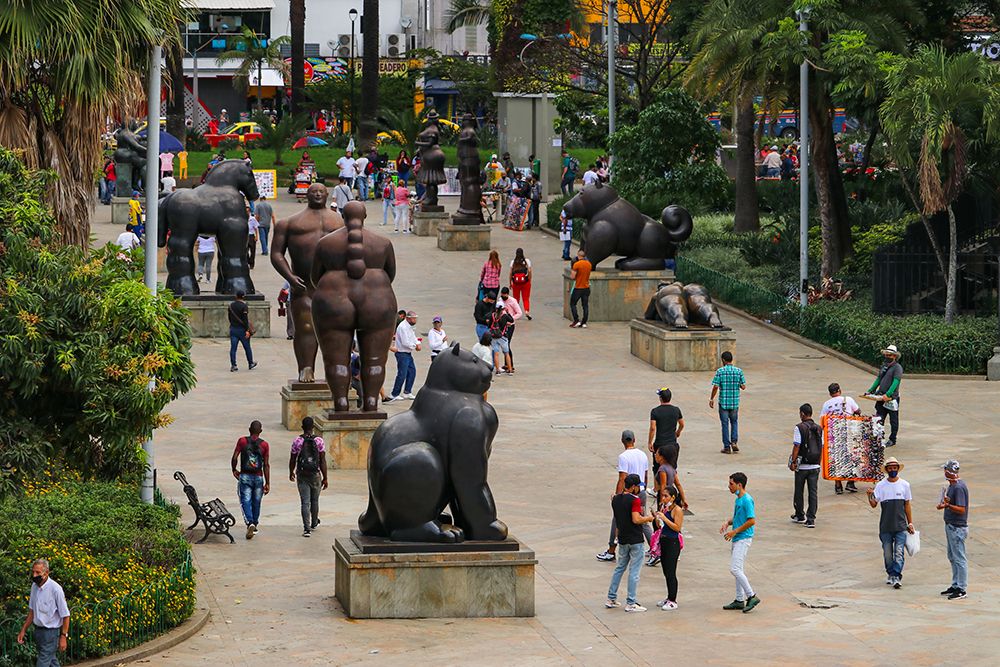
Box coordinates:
[509,247,533,320]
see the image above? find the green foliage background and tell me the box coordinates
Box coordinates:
[0,149,196,495]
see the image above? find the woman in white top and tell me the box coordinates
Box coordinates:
[428,316,448,359]
[471,332,494,400]
[196,234,216,282]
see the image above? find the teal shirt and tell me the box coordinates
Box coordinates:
[712,365,746,410]
[732,491,755,542]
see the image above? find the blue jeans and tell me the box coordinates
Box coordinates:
[391,351,416,396]
[562,240,571,259]
[357,175,369,200]
[237,473,264,526]
[229,326,254,367]
[382,198,393,225]
[476,324,489,340]
[607,542,644,605]
[945,523,968,589]
[880,530,907,579]
[719,407,739,449]
[34,625,61,667]
[399,170,409,187]
[258,227,269,254]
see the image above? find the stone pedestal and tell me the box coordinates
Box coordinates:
[313,413,385,470]
[437,223,491,251]
[111,196,133,226]
[180,294,270,338]
[412,211,449,237]
[630,319,736,372]
[988,346,1000,381]
[280,381,332,429]
[563,267,674,322]
[334,533,536,618]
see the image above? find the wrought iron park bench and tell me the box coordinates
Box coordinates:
[174,470,236,543]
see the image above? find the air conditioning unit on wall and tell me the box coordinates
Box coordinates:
[333,34,351,58]
[384,33,406,58]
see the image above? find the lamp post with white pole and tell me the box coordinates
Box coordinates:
[798,8,810,308]
[142,43,163,504]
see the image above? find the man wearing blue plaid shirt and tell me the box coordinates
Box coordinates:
[709,351,746,454]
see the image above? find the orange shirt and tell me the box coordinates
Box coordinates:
[572,259,592,289]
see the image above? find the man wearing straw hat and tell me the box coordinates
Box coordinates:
[864,344,903,448]
[867,457,915,589]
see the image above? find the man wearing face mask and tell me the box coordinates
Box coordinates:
[867,457,914,589]
[17,558,71,665]
[936,460,969,600]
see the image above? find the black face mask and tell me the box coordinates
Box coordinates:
[32,575,43,586]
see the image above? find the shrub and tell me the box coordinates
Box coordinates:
[544,195,576,237]
[0,149,196,495]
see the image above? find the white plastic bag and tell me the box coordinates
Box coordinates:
[905,530,920,556]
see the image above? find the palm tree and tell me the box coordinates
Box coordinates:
[880,46,1000,324]
[252,112,309,166]
[687,0,788,233]
[379,108,425,156]
[359,0,380,148]
[216,26,290,112]
[444,0,492,33]
[290,0,306,114]
[0,0,183,247]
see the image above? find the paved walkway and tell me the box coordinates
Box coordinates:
[94,194,1000,666]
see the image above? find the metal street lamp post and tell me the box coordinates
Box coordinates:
[607,0,617,141]
[349,8,358,137]
[798,9,810,308]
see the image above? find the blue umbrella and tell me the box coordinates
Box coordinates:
[138,128,185,153]
[293,135,328,149]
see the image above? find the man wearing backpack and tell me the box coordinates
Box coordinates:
[231,420,271,539]
[561,150,578,196]
[789,404,822,528]
[289,416,328,538]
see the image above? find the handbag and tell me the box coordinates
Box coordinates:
[648,527,662,557]
[905,530,920,556]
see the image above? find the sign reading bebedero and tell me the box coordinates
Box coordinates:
[283,57,413,85]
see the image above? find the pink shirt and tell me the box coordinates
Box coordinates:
[394,185,410,205]
[480,261,501,289]
[159,152,174,172]
[501,295,522,320]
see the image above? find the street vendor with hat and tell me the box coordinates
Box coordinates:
[864,344,903,448]
[867,457,914,589]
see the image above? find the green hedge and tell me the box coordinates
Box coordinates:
[677,256,995,374]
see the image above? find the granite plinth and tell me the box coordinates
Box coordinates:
[180,294,270,338]
[438,223,491,251]
[334,535,536,618]
[989,347,1000,381]
[421,204,445,213]
[313,413,385,469]
[451,214,485,226]
[562,267,674,322]
[280,381,332,429]
[629,318,736,371]
[350,531,520,554]
[111,196,133,226]
[412,211,449,237]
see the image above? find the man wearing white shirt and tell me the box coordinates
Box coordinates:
[247,212,259,269]
[161,171,176,193]
[821,382,861,494]
[116,224,141,250]
[17,558,71,664]
[597,430,654,561]
[354,154,370,200]
[386,310,421,402]
[337,150,357,189]
[582,165,600,186]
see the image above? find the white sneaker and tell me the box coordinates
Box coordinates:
[403,393,417,400]
[624,603,647,613]
[604,599,621,609]
[384,395,400,403]
[647,488,658,498]
[656,598,668,608]
[661,601,678,611]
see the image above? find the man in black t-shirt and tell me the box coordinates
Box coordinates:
[605,474,655,612]
[228,290,257,372]
[648,388,684,497]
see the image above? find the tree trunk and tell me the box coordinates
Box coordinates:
[809,90,853,277]
[359,0,380,147]
[290,0,305,115]
[257,61,263,112]
[733,94,760,233]
[860,119,878,174]
[165,39,187,149]
[945,203,958,323]
[899,170,947,275]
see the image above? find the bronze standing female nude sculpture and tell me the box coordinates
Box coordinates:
[310,201,398,413]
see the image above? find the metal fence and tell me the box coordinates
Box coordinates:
[0,553,194,666]
[675,256,788,318]
[872,250,997,314]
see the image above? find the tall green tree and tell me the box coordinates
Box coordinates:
[216,26,290,112]
[359,0,380,147]
[880,45,1000,323]
[0,0,183,247]
[251,112,309,165]
[290,0,306,114]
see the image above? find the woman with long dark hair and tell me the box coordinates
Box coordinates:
[509,247,533,320]
[396,150,411,187]
[654,485,684,611]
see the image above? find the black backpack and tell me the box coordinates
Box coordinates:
[296,435,321,476]
[239,437,263,474]
[797,421,823,465]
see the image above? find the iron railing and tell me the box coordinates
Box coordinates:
[0,553,195,666]
[675,256,788,318]
[872,250,998,314]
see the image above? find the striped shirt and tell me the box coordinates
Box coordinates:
[711,364,746,410]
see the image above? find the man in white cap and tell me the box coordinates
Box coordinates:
[936,459,969,600]
[865,344,903,447]
[866,457,914,588]
[386,310,420,402]
[763,145,782,177]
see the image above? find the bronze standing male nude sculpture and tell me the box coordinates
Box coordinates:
[270,183,344,382]
[311,201,398,412]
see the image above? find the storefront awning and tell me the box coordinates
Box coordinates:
[182,0,275,10]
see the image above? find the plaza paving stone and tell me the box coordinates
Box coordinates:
[90,194,1000,666]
